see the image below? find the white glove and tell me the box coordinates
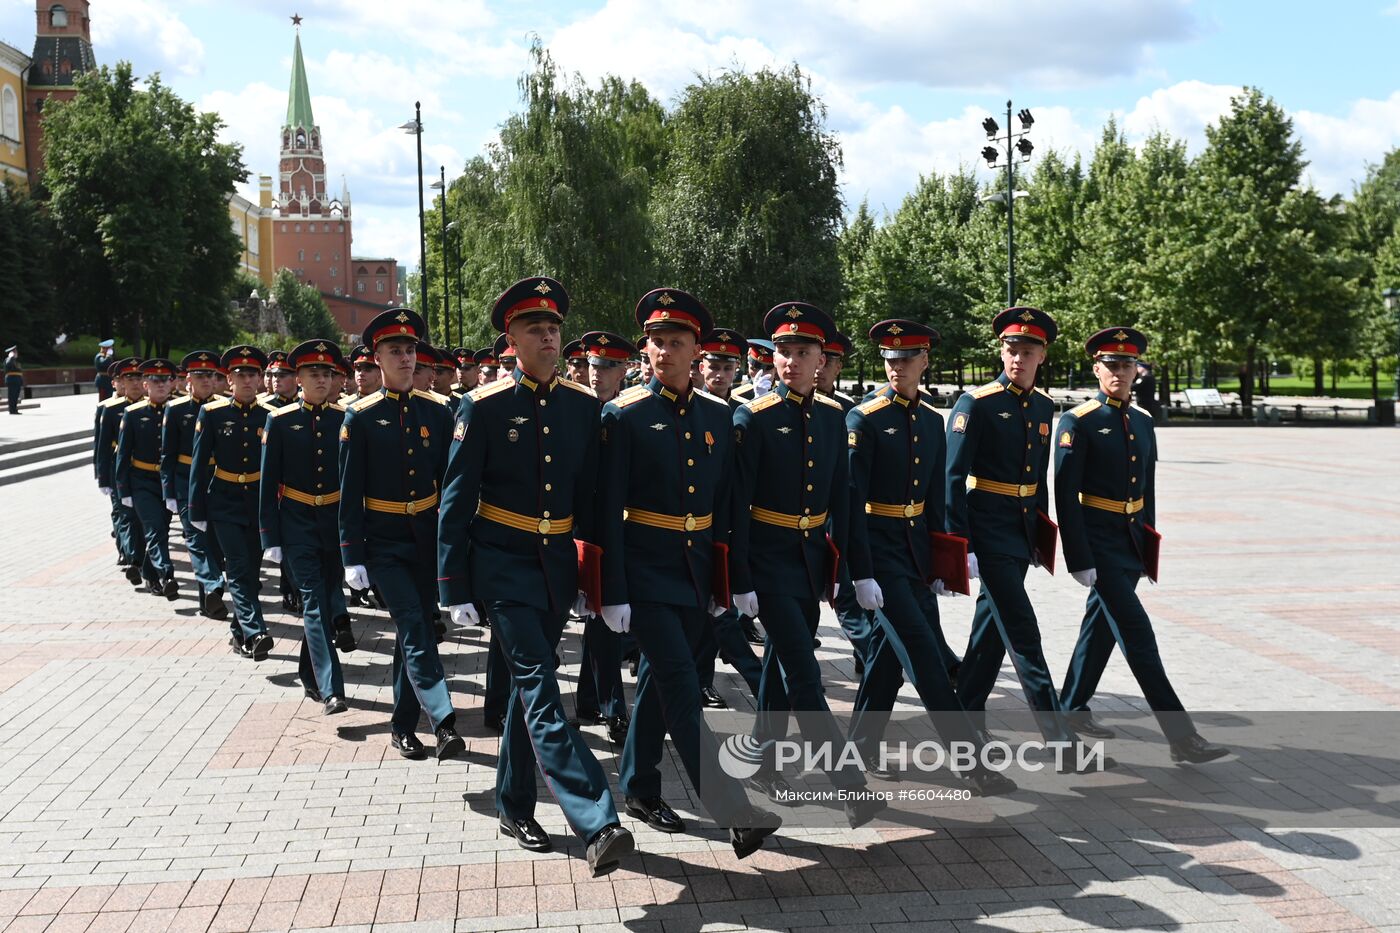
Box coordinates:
[447,603,481,627]
[853,578,883,611]
[191,519,207,532]
[601,603,631,634]
[733,591,759,618]
[572,590,589,616]
[120,496,133,507]
[165,498,179,514]
[967,552,980,580]
[1072,568,1098,588]
[831,582,840,601]
[707,596,726,617]
[99,486,112,497]
[344,564,370,590]
[264,546,282,565]
[754,372,773,394]
[930,579,951,597]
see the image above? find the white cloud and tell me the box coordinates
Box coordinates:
[90,0,205,77]
[1294,91,1400,195]
[1120,79,1240,153]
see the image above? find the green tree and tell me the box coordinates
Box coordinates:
[40,62,246,356]
[272,268,341,341]
[1013,149,1085,377]
[0,185,62,359]
[1345,150,1400,398]
[653,64,844,333]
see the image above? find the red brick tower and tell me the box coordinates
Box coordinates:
[24,0,96,188]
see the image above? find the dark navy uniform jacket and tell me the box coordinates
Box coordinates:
[160,394,208,502]
[189,396,278,525]
[730,380,849,599]
[945,373,1054,562]
[94,396,132,488]
[438,368,600,614]
[260,399,347,553]
[338,387,451,566]
[114,399,166,500]
[597,379,732,609]
[1053,392,1157,574]
[845,385,947,582]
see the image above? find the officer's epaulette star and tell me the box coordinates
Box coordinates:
[349,393,383,411]
[744,393,782,413]
[857,395,891,415]
[125,399,151,413]
[100,395,128,408]
[468,379,513,402]
[613,385,651,408]
[558,378,596,397]
[272,401,301,417]
[814,393,843,411]
[414,389,449,405]
[1069,399,1102,417]
[203,397,231,411]
[970,382,1005,399]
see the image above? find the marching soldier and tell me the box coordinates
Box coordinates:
[349,345,382,398]
[692,329,763,707]
[115,358,182,600]
[563,338,588,383]
[843,321,1014,794]
[260,340,351,715]
[1056,327,1227,764]
[573,330,632,744]
[947,307,1107,771]
[190,346,278,661]
[598,289,779,855]
[4,345,21,415]
[162,352,227,619]
[340,309,463,760]
[97,358,150,587]
[94,339,115,401]
[262,351,297,404]
[730,302,880,825]
[439,277,633,876]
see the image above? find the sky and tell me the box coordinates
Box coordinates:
[4,0,1400,272]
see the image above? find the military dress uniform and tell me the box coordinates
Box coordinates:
[162,352,227,617]
[340,310,460,756]
[114,359,181,600]
[1056,328,1227,763]
[94,340,115,401]
[4,347,21,415]
[190,346,278,659]
[438,278,630,872]
[948,308,1080,748]
[731,303,874,815]
[97,358,151,584]
[598,292,771,847]
[261,340,350,714]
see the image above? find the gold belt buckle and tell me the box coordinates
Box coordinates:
[1018,483,1031,497]
[798,515,811,530]
[237,473,246,484]
[902,503,915,518]
[538,517,552,534]
[684,514,697,532]
[405,500,417,515]
[314,494,324,506]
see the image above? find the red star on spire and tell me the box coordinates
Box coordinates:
[291,13,303,26]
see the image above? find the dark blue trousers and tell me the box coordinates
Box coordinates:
[213,519,267,643]
[694,606,763,697]
[286,543,345,700]
[129,477,173,580]
[483,629,509,722]
[576,614,625,719]
[176,493,223,592]
[366,546,454,734]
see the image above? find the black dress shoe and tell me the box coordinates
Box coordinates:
[863,757,897,781]
[124,565,143,586]
[228,634,245,655]
[573,708,604,727]
[845,794,887,829]
[303,684,323,702]
[160,576,179,601]
[585,824,634,877]
[484,713,505,735]
[1058,751,1118,774]
[499,814,552,852]
[204,587,228,620]
[434,619,446,644]
[391,731,426,759]
[605,715,630,746]
[1072,715,1116,739]
[854,654,865,679]
[729,806,781,859]
[247,633,273,661]
[977,730,1008,763]
[323,695,347,716]
[141,575,160,593]
[947,662,960,691]
[332,615,356,652]
[746,775,797,806]
[700,686,728,709]
[742,620,764,645]
[624,795,685,833]
[962,769,1018,797]
[1170,733,1229,764]
[435,726,465,761]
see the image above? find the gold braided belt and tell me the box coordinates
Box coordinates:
[866,500,924,519]
[1079,493,1144,515]
[966,475,1038,498]
[282,486,340,507]
[625,508,712,532]
[751,506,828,530]
[365,492,439,515]
[213,467,260,484]
[477,501,572,535]
[177,454,193,465]
[132,458,160,473]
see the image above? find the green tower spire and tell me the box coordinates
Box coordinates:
[285,31,315,132]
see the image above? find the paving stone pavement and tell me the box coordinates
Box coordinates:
[1,424,1399,932]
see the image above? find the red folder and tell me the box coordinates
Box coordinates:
[1035,510,1057,575]
[824,534,841,604]
[576,540,603,615]
[1142,523,1161,583]
[928,532,971,595]
[711,542,732,610]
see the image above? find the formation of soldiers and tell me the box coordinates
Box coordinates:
[91,278,1229,878]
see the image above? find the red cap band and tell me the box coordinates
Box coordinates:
[771,320,825,342]
[504,297,561,328]
[1000,323,1047,343]
[643,308,702,333]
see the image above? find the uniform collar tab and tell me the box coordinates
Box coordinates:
[1097,390,1125,408]
[776,381,808,407]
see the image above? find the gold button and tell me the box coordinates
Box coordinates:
[315,449,321,455]
[543,510,551,518]
[688,485,696,493]
[679,409,686,416]
[407,448,414,456]
[1131,456,1137,462]
[1022,401,1029,408]
[914,479,920,486]
[1025,465,1032,472]
[1026,444,1032,450]
[540,399,547,407]
[543,427,550,435]
[544,455,552,463]
[803,530,810,538]
[316,432,322,438]
[806,484,813,491]
[538,518,552,534]
[687,540,693,547]
[1129,517,1136,523]
[685,432,692,439]
[687,458,694,466]
[1129,434,1135,440]
[317,466,323,472]
[542,537,549,544]
[684,515,697,531]
[1018,484,1031,497]
[914,457,921,464]
[544,483,552,491]
[807,436,814,442]
[237,473,246,483]
[1131,477,1138,483]
[913,436,918,442]
[409,469,415,476]
[807,460,814,467]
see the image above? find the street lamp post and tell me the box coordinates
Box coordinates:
[428,166,451,346]
[979,102,1034,305]
[1385,288,1400,407]
[399,102,428,339]
[447,220,463,346]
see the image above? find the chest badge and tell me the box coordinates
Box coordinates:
[510,416,529,425]
[376,419,390,426]
[997,412,1012,420]
[289,424,305,431]
[650,423,667,431]
[777,426,792,434]
[883,427,897,435]
[1098,427,1112,434]
[507,428,520,442]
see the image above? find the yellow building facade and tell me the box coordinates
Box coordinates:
[0,40,29,192]
[227,174,276,285]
